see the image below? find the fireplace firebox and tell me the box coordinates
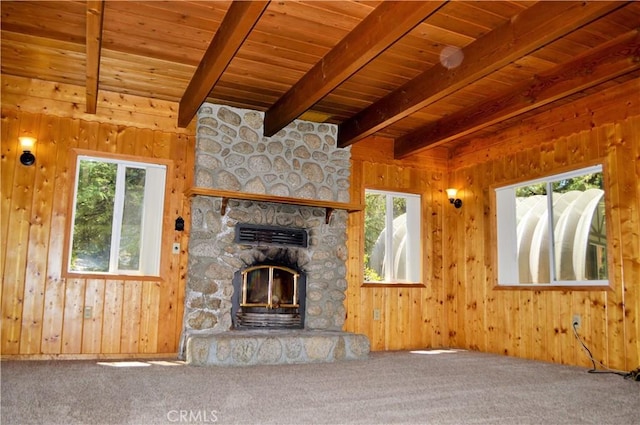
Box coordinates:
[232,264,306,329]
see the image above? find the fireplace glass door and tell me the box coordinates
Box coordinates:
[240,266,299,309]
[242,265,299,309]
[233,264,304,329]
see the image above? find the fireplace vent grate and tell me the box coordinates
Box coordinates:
[235,224,308,248]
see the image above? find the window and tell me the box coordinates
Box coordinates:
[495,165,608,286]
[364,189,421,283]
[68,154,167,276]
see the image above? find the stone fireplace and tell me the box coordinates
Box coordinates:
[181,103,370,366]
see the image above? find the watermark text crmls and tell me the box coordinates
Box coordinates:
[166,410,219,423]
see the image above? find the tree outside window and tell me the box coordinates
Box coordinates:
[68,154,166,276]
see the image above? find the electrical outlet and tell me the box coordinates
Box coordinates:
[572,314,581,329]
[373,309,381,321]
[84,306,93,319]
[172,243,180,254]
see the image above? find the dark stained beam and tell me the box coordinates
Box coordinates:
[263,1,446,137]
[337,1,628,148]
[178,1,269,128]
[395,31,640,158]
[85,0,104,114]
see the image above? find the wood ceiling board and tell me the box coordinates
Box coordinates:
[408,22,475,48]
[0,39,86,83]
[263,1,445,136]
[104,1,230,32]
[101,10,215,52]
[1,1,636,157]
[427,4,502,39]
[337,1,626,148]
[239,40,321,71]
[0,1,86,43]
[178,1,269,127]
[395,30,640,157]
[266,1,365,30]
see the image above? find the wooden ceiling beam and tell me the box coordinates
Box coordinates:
[262,1,446,137]
[178,1,269,128]
[85,0,104,114]
[394,30,640,158]
[337,1,628,148]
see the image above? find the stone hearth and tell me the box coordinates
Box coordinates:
[187,330,370,366]
[181,103,370,366]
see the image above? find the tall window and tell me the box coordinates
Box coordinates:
[495,165,608,286]
[364,189,421,283]
[68,154,167,276]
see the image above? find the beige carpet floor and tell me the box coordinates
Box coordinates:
[1,349,638,425]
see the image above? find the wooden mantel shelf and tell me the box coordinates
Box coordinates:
[185,187,363,224]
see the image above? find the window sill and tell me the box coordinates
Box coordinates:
[362,282,425,288]
[494,283,612,291]
[63,272,164,281]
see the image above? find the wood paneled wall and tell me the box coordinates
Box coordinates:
[444,79,640,371]
[344,137,450,351]
[345,79,639,371]
[1,77,194,358]
[2,74,638,370]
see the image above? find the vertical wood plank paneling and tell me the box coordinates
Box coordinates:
[447,106,638,370]
[61,278,85,354]
[0,109,19,285]
[19,114,59,354]
[611,121,639,370]
[602,123,627,370]
[101,280,124,353]
[156,131,180,353]
[139,281,161,353]
[426,171,444,347]
[629,118,640,370]
[2,82,191,358]
[345,147,446,352]
[371,288,384,350]
[41,116,78,354]
[81,279,105,353]
[1,112,40,354]
[120,280,142,353]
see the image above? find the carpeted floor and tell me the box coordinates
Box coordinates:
[1,350,638,425]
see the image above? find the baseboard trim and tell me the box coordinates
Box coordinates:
[0,353,178,361]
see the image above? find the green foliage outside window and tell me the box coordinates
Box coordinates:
[71,160,146,272]
[71,161,117,271]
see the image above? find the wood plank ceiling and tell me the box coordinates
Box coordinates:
[2,1,639,159]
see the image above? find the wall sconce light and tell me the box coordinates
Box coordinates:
[19,136,36,166]
[446,188,462,208]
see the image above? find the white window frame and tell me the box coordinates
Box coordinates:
[67,154,167,277]
[495,164,608,287]
[364,189,422,284]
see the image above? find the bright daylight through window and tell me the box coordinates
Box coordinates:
[68,155,167,276]
[364,190,421,283]
[495,165,608,286]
